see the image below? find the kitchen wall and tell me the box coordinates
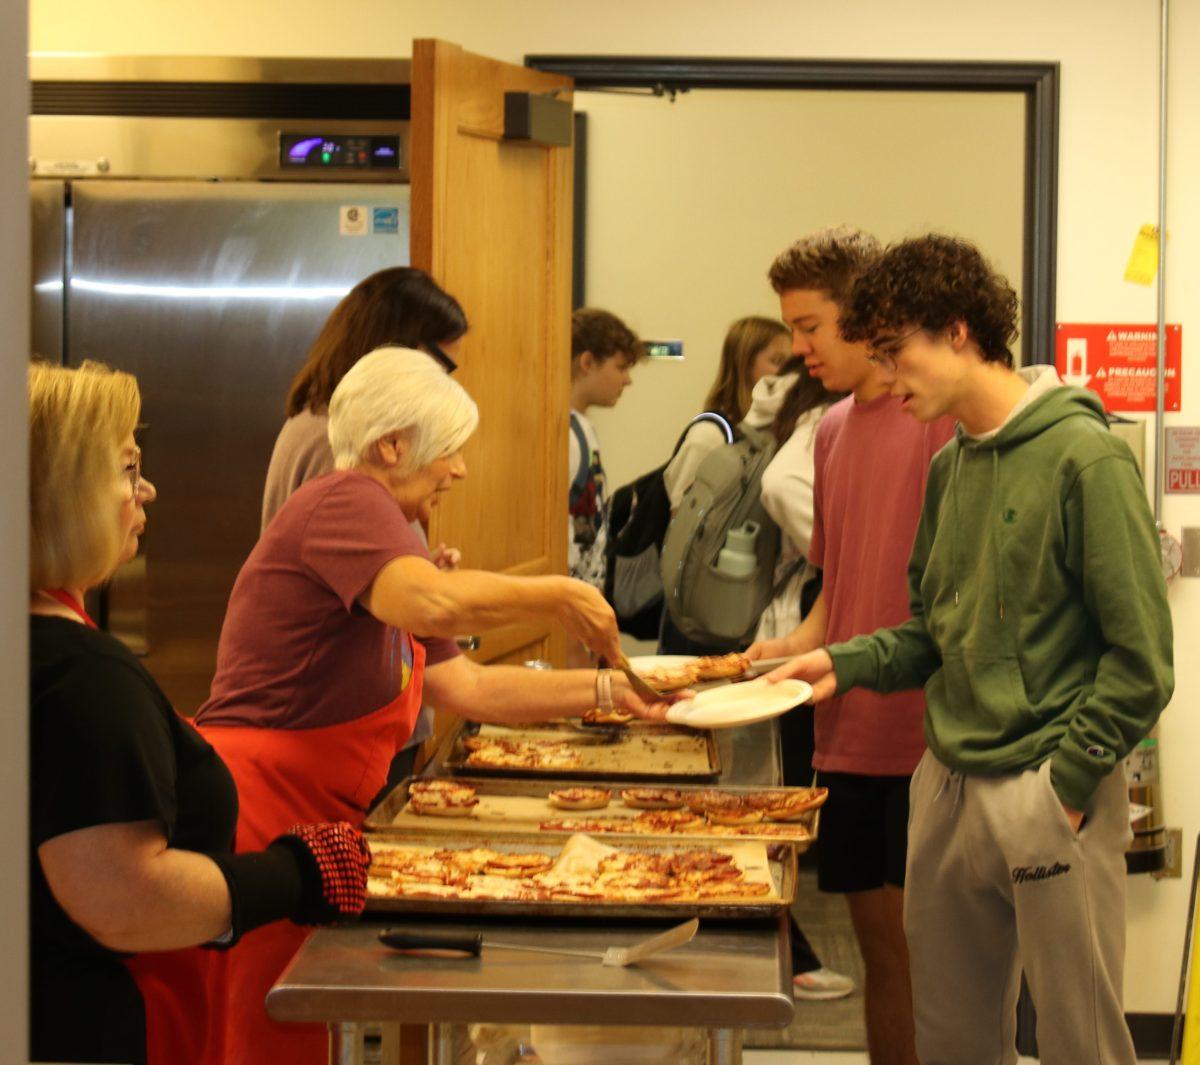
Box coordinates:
[579,87,1025,492]
[28,0,1200,1015]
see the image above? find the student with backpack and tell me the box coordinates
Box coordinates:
[603,317,786,645]
[568,308,645,592]
[656,318,790,654]
[663,316,790,510]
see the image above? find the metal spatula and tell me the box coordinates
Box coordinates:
[379,917,699,968]
[613,651,668,703]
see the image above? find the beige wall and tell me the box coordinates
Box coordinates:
[27,0,1200,1016]
[581,88,1025,491]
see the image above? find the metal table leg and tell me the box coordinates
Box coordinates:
[329,1021,367,1065]
[706,1028,743,1065]
[428,1023,456,1065]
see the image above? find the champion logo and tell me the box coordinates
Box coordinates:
[1011,862,1071,885]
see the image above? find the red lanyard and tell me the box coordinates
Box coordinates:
[41,589,98,629]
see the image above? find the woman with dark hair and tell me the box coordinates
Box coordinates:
[262,266,469,528]
[260,267,470,790]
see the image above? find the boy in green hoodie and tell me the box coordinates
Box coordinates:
[770,234,1173,1065]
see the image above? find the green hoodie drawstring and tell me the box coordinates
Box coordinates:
[951,448,962,606]
[992,450,1005,621]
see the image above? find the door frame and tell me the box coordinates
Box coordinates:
[525,55,1058,364]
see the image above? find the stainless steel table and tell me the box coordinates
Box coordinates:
[267,720,793,1064]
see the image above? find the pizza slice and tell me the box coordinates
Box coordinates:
[691,652,752,682]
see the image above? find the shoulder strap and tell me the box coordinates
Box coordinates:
[569,414,591,497]
[690,411,735,443]
[668,410,735,461]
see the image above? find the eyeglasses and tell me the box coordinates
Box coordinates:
[866,327,924,372]
[425,341,459,374]
[122,448,142,497]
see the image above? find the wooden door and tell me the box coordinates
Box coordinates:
[411,40,574,731]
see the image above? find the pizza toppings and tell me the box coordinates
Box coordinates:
[582,707,635,726]
[547,787,613,811]
[368,839,776,905]
[464,738,583,771]
[691,652,752,681]
[634,664,698,692]
[620,787,686,810]
[407,780,480,818]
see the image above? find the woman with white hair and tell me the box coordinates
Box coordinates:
[28,361,371,1065]
[194,347,665,1065]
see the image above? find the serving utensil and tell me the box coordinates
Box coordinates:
[613,651,668,703]
[379,917,699,968]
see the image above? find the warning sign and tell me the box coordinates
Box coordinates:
[1055,324,1181,412]
[1165,427,1200,494]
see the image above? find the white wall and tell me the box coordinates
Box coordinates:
[579,87,1025,491]
[3,1,28,1061]
[28,0,1200,1015]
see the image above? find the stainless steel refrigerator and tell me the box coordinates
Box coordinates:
[30,56,413,714]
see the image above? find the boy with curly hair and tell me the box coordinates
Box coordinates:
[772,234,1173,1064]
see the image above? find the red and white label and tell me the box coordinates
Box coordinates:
[1054,324,1181,412]
[1165,427,1200,495]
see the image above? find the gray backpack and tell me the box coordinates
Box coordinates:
[659,422,781,644]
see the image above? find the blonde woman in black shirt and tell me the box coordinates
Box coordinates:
[28,361,371,1065]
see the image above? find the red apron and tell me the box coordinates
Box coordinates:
[200,636,426,1065]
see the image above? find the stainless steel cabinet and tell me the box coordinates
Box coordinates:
[34,179,410,713]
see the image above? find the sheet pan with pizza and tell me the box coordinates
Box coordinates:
[366,778,826,849]
[366,832,793,917]
[442,721,720,781]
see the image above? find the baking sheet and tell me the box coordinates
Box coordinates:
[439,719,721,782]
[366,776,820,853]
[365,831,796,920]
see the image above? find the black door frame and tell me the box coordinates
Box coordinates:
[527,55,1059,364]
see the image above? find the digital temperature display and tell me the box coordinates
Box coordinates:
[279,133,403,170]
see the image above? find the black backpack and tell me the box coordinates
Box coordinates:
[604,412,735,638]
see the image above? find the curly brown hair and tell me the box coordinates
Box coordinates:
[841,235,1019,367]
[767,225,882,307]
[571,307,644,368]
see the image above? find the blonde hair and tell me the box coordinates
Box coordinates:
[29,361,141,591]
[328,346,479,473]
[704,317,790,422]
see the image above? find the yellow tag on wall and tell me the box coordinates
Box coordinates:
[1124,224,1160,286]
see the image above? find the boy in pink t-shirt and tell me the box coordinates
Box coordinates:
[751,226,953,1065]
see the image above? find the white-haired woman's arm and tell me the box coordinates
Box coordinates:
[421,656,669,723]
[361,556,623,664]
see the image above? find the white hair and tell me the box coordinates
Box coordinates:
[328,346,479,473]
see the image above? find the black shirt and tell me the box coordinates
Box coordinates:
[30,616,238,1064]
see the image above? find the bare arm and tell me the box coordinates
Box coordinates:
[747,587,827,660]
[422,656,672,723]
[362,556,622,663]
[38,821,231,953]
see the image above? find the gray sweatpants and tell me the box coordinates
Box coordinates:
[904,750,1134,1065]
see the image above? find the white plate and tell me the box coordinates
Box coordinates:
[626,655,696,672]
[664,677,813,730]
